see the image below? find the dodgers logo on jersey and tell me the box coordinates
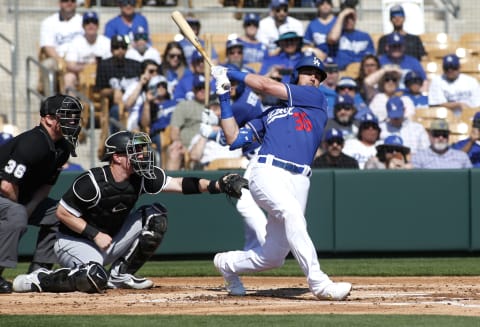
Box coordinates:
[266,107,294,124]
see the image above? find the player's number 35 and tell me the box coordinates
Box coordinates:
[4,159,26,178]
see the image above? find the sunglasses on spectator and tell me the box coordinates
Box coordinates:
[228,49,242,55]
[384,147,401,153]
[362,122,379,129]
[147,69,157,74]
[406,78,423,85]
[274,6,288,13]
[384,76,398,83]
[119,0,136,5]
[83,18,98,25]
[134,33,148,41]
[336,105,354,111]
[338,86,355,91]
[168,53,182,59]
[432,131,449,138]
[61,0,76,3]
[326,138,344,146]
[112,44,128,50]
[244,22,259,27]
[443,65,459,71]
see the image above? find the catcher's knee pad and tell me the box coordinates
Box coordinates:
[124,203,168,274]
[38,262,108,293]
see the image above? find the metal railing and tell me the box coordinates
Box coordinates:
[0,33,17,125]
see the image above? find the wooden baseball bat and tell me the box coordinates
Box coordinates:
[171,11,214,67]
[204,33,212,108]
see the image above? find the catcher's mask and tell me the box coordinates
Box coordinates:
[102,131,156,179]
[40,94,83,156]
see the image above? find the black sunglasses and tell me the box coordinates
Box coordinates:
[432,130,449,138]
[326,138,344,146]
[384,76,398,83]
[134,33,148,41]
[274,6,288,13]
[83,18,98,25]
[112,44,128,50]
[61,0,76,3]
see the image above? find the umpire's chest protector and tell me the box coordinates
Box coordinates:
[86,167,142,235]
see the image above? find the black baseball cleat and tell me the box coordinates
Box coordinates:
[0,276,12,293]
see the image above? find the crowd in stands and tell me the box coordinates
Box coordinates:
[26,0,480,170]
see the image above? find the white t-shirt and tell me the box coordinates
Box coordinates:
[342,139,378,169]
[122,82,146,131]
[256,15,304,52]
[428,73,480,108]
[40,13,84,57]
[126,46,162,65]
[65,34,111,64]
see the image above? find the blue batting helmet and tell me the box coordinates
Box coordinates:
[290,56,327,84]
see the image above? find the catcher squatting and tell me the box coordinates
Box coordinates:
[11,130,248,293]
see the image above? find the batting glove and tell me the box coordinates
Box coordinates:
[211,65,231,95]
[202,109,219,126]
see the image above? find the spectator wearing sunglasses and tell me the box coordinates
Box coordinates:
[160,42,188,97]
[238,13,268,66]
[256,0,304,54]
[365,135,412,170]
[368,65,415,122]
[343,113,381,169]
[63,11,112,94]
[428,54,480,113]
[39,0,83,96]
[452,111,480,167]
[379,96,429,155]
[378,32,426,90]
[325,94,359,142]
[411,119,472,169]
[104,0,150,45]
[312,128,359,169]
[126,26,161,64]
[224,39,254,74]
[402,70,428,108]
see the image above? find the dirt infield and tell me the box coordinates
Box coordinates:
[2,276,480,316]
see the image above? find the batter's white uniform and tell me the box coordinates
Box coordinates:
[428,73,480,108]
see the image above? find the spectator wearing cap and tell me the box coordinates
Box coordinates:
[377,5,427,61]
[336,76,370,119]
[343,112,381,169]
[367,64,415,122]
[304,0,336,59]
[378,32,426,89]
[313,128,359,169]
[38,0,83,95]
[238,13,268,66]
[365,135,412,169]
[403,70,428,108]
[327,4,375,70]
[428,54,480,113]
[325,94,359,141]
[140,74,177,162]
[104,0,150,45]
[95,34,142,133]
[256,0,304,54]
[452,111,480,167]
[176,15,219,65]
[125,26,161,64]
[63,11,111,94]
[379,96,429,154]
[319,57,340,117]
[411,119,472,169]
[122,59,160,131]
[173,50,213,102]
[224,39,255,74]
[167,73,208,170]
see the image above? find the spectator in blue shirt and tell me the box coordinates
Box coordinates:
[238,13,268,67]
[452,111,480,167]
[104,0,150,45]
[304,0,336,59]
[402,70,428,108]
[318,57,340,118]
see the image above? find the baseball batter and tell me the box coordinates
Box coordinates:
[12,131,248,293]
[0,94,83,294]
[211,56,352,300]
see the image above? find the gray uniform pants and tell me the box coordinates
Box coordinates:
[0,196,58,268]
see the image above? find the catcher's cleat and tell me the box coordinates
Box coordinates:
[214,253,246,296]
[315,282,352,301]
[107,272,153,290]
[12,268,50,292]
[0,276,12,293]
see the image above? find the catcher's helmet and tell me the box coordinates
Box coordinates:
[40,94,83,156]
[102,131,156,179]
[290,55,327,84]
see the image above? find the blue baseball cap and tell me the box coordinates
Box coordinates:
[443,54,460,70]
[192,74,205,89]
[390,5,405,18]
[404,70,424,85]
[243,13,260,25]
[324,128,344,142]
[384,135,404,146]
[377,135,410,154]
[186,16,200,26]
[315,0,333,5]
[226,38,243,50]
[386,96,405,119]
[191,50,203,64]
[473,111,480,127]
[83,11,99,24]
[387,32,404,46]
[270,0,289,8]
[334,94,355,108]
[358,112,379,124]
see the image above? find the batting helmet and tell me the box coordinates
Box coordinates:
[290,55,327,84]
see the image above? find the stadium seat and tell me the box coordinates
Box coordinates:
[151,32,176,56]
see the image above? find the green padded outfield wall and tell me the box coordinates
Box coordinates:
[18,169,477,255]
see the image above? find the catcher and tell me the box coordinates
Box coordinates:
[12,130,248,293]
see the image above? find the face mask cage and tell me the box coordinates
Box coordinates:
[56,97,83,156]
[126,132,156,179]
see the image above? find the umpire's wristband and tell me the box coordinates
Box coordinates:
[81,224,99,241]
[207,180,221,194]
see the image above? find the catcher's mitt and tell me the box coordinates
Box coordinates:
[218,173,249,199]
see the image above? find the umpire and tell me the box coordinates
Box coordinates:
[0,94,83,293]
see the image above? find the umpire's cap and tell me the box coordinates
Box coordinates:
[290,55,327,84]
[101,130,134,161]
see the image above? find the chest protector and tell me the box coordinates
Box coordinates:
[85,167,142,235]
